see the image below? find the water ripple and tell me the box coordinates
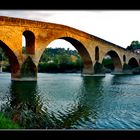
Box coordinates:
[0,73,140,129]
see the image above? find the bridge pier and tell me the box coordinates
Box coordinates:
[11,77,37,82]
[0,65,2,73]
[11,72,37,81]
[82,61,134,77]
[111,63,133,75]
[122,63,133,74]
[81,68,94,76]
[81,72,105,77]
[11,77,37,81]
[81,61,105,77]
[111,70,124,75]
[11,56,38,81]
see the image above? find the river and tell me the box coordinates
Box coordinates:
[0,73,140,129]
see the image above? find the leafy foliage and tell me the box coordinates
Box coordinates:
[102,56,114,70]
[38,48,83,73]
[126,41,140,51]
[0,112,20,129]
[0,47,10,72]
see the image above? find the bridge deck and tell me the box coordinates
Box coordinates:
[0,16,138,56]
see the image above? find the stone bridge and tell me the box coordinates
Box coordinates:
[0,16,139,81]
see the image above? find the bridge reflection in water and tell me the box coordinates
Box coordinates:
[0,73,140,129]
[0,74,92,129]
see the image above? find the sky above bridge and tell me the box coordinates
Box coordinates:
[0,10,140,50]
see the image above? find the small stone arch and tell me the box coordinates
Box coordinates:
[22,30,35,54]
[128,57,139,68]
[95,46,99,61]
[102,50,122,72]
[123,55,126,63]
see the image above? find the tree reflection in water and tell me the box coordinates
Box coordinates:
[0,81,48,129]
[0,78,93,129]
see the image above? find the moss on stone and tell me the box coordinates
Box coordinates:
[123,63,132,71]
[21,56,37,78]
[94,61,105,74]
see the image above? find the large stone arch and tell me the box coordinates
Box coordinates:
[38,37,94,75]
[0,40,20,79]
[128,57,139,68]
[0,28,23,58]
[102,50,123,73]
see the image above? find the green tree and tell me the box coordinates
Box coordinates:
[102,56,114,70]
[38,48,83,73]
[126,40,140,51]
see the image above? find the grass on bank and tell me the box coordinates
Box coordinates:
[0,112,21,129]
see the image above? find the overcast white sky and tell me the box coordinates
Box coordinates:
[0,10,140,50]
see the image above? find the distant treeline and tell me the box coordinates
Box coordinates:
[0,47,115,73]
[0,47,83,73]
[38,48,83,73]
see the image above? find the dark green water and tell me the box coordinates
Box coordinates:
[0,73,140,129]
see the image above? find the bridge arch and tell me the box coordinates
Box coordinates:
[0,40,20,78]
[128,57,139,68]
[22,30,35,54]
[102,50,123,72]
[38,37,94,75]
[95,46,99,61]
[123,55,126,63]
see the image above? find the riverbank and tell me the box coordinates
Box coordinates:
[0,112,20,129]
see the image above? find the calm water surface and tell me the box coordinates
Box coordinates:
[0,73,140,129]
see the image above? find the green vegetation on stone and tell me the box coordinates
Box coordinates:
[123,63,132,71]
[94,61,105,74]
[21,56,37,77]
